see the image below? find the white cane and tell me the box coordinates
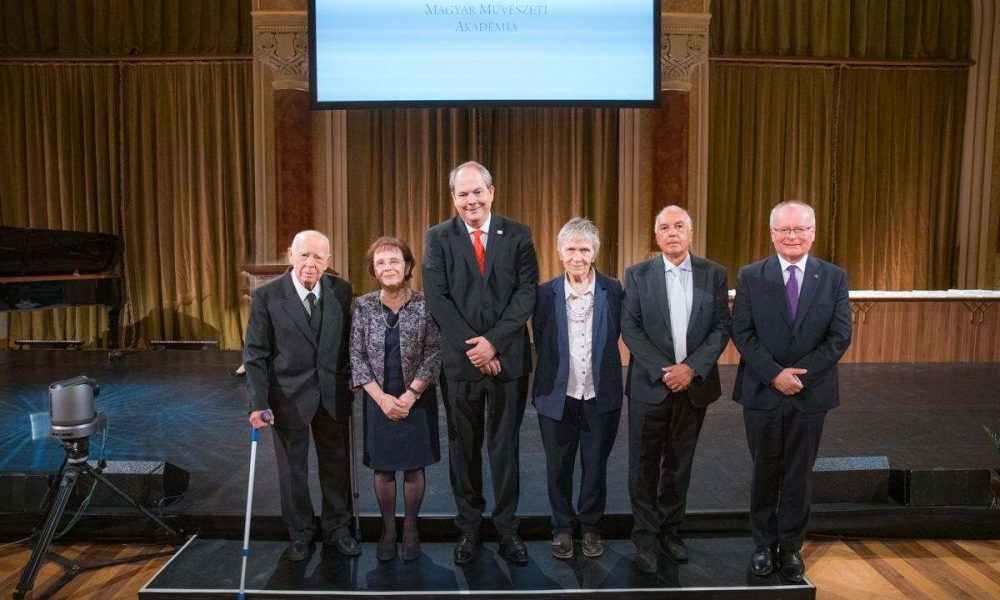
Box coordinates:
[238,408,271,600]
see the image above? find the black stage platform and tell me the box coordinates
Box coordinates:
[139,535,814,599]
[1,349,999,542]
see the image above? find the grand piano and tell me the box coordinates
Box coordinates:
[0,226,124,354]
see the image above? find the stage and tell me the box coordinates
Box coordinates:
[1,349,998,599]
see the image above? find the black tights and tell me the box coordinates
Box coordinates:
[373,468,425,542]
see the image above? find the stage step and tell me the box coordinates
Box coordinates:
[140,535,814,599]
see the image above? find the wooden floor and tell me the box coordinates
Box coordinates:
[1,538,998,599]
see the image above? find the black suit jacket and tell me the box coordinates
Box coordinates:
[531,271,623,420]
[621,254,731,407]
[731,255,852,414]
[422,214,538,381]
[243,270,353,429]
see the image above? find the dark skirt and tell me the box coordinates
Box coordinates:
[361,307,440,471]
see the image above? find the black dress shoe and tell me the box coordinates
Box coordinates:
[284,540,311,562]
[498,534,528,565]
[779,548,805,583]
[453,532,480,565]
[749,546,775,576]
[330,535,362,556]
[634,546,658,573]
[660,533,689,564]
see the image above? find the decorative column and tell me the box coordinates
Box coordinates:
[251,1,349,275]
[617,8,710,275]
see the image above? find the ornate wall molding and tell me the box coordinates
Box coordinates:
[661,12,711,92]
[255,28,308,80]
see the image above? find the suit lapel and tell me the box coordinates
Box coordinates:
[649,257,675,339]
[591,274,608,392]
[793,256,821,327]
[688,258,706,338]
[553,277,569,378]
[281,273,318,347]
[451,216,481,280]
[317,275,343,351]
[765,256,794,328]
[483,215,503,283]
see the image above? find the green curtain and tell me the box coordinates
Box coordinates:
[710,0,970,60]
[346,108,619,291]
[121,62,254,348]
[707,65,836,279]
[0,0,251,56]
[0,64,120,345]
[834,67,967,289]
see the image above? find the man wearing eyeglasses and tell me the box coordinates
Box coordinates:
[423,161,539,565]
[731,201,852,583]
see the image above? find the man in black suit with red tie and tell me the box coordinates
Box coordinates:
[423,161,538,566]
[732,200,852,582]
[244,230,359,562]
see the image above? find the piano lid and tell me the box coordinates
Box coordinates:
[0,226,123,277]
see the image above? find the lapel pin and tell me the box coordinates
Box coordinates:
[814,274,819,279]
[497,229,504,235]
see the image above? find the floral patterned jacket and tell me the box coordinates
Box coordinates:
[349,289,442,391]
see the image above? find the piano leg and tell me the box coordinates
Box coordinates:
[107,306,122,360]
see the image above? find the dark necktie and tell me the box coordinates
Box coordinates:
[306,292,317,322]
[786,265,799,319]
[472,229,486,275]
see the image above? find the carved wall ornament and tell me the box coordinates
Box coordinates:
[256,30,309,78]
[660,12,710,92]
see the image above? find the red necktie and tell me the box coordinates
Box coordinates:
[472,230,486,275]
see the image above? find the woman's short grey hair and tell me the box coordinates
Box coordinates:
[556,217,601,256]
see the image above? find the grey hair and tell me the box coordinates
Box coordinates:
[290,230,331,252]
[653,205,693,230]
[769,200,816,227]
[556,217,601,256]
[448,161,493,191]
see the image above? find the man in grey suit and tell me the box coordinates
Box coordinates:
[423,161,538,565]
[621,206,731,573]
[732,200,851,582]
[244,230,360,562]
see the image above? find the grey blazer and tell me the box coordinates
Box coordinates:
[349,290,442,391]
[621,254,732,407]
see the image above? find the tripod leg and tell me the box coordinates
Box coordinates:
[82,464,182,538]
[14,468,79,600]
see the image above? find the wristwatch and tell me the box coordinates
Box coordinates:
[407,385,423,399]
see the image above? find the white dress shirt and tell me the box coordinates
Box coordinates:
[464,214,492,248]
[290,272,321,315]
[662,254,693,315]
[778,253,808,297]
[565,271,596,401]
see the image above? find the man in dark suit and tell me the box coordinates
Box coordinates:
[423,161,538,565]
[244,230,360,562]
[532,217,623,560]
[621,205,731,574]
[732,200,851,582]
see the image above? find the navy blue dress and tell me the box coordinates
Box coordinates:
[362,306,440,471]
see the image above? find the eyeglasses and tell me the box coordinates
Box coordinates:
[771,226,814,237]
[374,258,405,269]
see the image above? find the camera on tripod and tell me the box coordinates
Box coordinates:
[47,376,106,464]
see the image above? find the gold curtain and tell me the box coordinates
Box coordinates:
[0,0,251,56]
[0,61,253,349]
[710,0,971,60]
[834,67,967,289]
[707,64,836,280]
[0,64,120,345]
[346,108,619,292]
[121,62,253,348]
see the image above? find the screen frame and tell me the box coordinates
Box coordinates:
[307,0,662,109]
